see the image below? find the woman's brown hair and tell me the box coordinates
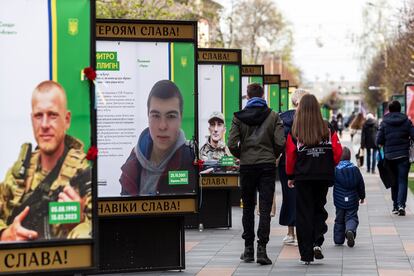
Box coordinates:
[349,113,365,130]
[292,94,330,146]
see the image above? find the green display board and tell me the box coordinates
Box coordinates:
[96,20,198,198]
[280,80,289,112]
[197,48,241,143]
[391,94,406,114]
[223,65,241,141]
[0,0,95,273]
[241,65,264,108]
[320,106,330,120]
[57,0,91,150]
[264,75,280,113]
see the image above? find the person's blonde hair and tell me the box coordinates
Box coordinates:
[349,113,365,130]
[291,88,308,107]
[292,94,329,146]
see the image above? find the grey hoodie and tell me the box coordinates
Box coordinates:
[135,129,186,195]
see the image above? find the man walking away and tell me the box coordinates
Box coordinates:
[376,100,414,216]
[228,83,285,265]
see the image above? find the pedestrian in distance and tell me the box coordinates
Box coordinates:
[345,111,356,129]
[228,83,285,265]
[361,113,379,173]
[333,146,365,248]
[286,94,342,265]
[376,100,414,216]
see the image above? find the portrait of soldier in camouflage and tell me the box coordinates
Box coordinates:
[199,111,232,161]
[0,81,92,242]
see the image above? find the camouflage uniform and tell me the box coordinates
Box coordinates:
[199,138,232,161]
[0,135,91,240]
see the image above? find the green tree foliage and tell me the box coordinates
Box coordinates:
[361,53,387,111]
[96,0,193,20]
[222,0,289,64]
[361,0,414,111]
[95,0,301,83]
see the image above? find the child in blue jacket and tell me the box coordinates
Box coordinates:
[333,146,366,247]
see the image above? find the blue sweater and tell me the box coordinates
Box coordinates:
[334,160,365,210]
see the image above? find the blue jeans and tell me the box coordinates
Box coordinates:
[366,148,377,172]
[334,207,359,245]
[389,157,410,209]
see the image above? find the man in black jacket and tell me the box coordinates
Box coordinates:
[228,83,285,265]
[376,100,414,216]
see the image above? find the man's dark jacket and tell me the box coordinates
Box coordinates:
[361,118,378,149]
[278,109,295,166]
[376,112,414,160]
[228,105,285,166]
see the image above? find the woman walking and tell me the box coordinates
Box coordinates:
[278,88,308,246]
[285,94,342,264]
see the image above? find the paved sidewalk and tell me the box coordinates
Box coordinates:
[106,132,414,276]
[108,171,414,276]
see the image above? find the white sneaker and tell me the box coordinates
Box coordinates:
[299,260,312,265]
[282,235,295,244]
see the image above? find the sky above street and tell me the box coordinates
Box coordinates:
[275,0,366,83]
[217,0,402,83]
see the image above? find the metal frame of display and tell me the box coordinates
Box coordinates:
[94,19,199,273]
[263,74,281,113]
[280,80,289,113]
[0,1,97,275]
[185,48,242,229]
[241,64,265,109]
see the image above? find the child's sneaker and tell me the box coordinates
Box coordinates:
[346,230,355,247]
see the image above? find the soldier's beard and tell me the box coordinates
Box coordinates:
[39,143,60,155]
[36,132,66,156]
[38,137,65,156]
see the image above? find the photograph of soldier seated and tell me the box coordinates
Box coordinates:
[119,80,197,196]
[0,81,92,242]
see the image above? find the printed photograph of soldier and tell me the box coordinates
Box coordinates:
[0,80,92,242]
[119,80,197,196]
[199,111,232,161]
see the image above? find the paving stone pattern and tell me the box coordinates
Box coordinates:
[103,134,414,276]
